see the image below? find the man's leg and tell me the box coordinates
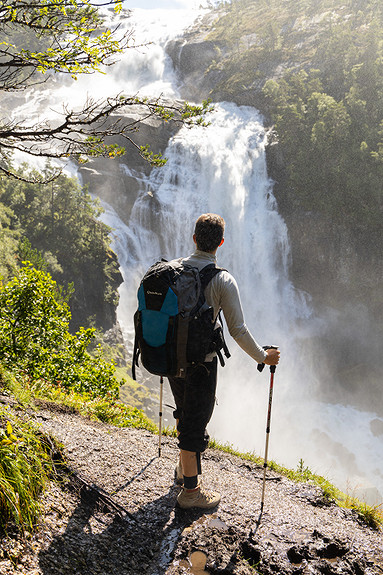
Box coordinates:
[169,360,216,477]
[180,449,198,477]
[169,359,221,508]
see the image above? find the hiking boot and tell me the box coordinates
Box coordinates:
[177,485,221,509]
[174,460,184,485]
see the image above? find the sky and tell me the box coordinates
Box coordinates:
[126,0,208,9]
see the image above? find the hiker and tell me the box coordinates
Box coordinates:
[170,213,280,509]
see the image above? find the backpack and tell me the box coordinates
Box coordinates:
[132,259,230,379]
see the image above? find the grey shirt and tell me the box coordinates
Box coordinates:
[182,250,267,364]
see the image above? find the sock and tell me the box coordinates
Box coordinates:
[183,475,198,490]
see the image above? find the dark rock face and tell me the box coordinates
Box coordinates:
[79,111,180,225]
[166,37,220,102]
[370,418,383,437]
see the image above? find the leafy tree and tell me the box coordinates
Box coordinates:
[205,0,383,240]
[0,0,212,181]
[257,2,383,237]
[0,163,121,329]
[0,202,19,279]
[0,263,120,398]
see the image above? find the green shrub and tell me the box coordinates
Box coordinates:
[0,263,120,398]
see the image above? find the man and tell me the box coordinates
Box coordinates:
[169,213,280,509]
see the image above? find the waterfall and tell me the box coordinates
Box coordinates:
[96,6,383,505]
[107,112,383,502]
[14,2,383,504]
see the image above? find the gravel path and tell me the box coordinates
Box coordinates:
[1,402,382,575]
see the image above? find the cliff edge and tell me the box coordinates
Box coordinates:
[2,402,382,575]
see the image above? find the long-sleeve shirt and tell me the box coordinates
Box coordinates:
[182,250,267,364]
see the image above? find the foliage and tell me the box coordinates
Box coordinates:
[118,373,156,410]
[0,263,120,398]
[0,0,125,83]
[87,329,156,409]
[0,342,154,534]
[206,0,383,247]
[0,202,19,280]
[0,404,56,532]
[348,500,383,531]
[0,1,211,181]
[0,163,120,329]
[27,378,158,433]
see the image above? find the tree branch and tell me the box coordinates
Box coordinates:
[0,1,213,183]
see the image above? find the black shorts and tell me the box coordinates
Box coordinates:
[168,358,218,453]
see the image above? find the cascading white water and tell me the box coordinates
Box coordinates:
[13,2,383,504]
[97,6,383,505]
[108,100,381,501]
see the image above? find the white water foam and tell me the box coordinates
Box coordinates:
[95,7,383,504]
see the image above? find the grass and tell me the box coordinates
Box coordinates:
[3,365,158,433]
[28,378,158,434]
[118,369,157,409]
[0,403,57,533]
[0,365,156,534]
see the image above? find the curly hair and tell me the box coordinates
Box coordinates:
[194,213,225,252]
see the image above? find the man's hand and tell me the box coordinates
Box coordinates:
[264,347,280,366]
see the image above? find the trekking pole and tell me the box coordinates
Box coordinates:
[257,346,278,513]
[158,376,164,457]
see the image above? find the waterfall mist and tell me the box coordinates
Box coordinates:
[98,6,383,504]
[106,97,383,504]
[12,3,383,505]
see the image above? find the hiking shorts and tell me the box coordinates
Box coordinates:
[168,358,218,453]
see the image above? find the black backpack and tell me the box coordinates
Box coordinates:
[132,259,230,379]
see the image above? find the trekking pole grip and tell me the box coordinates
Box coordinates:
[257,345,279,373]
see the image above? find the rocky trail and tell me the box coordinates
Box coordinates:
[1,401,383,575]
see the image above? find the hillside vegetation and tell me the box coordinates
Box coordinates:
[205,0,383,247]
[0,164,122,331]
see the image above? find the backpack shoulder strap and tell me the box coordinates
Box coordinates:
[199,263,226,291]
[198,265,232,366]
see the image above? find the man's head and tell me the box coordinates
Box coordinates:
[194,213,225,253]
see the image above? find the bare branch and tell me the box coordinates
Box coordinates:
[0,1,211,183]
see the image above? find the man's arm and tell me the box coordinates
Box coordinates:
[211,272,272,364]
